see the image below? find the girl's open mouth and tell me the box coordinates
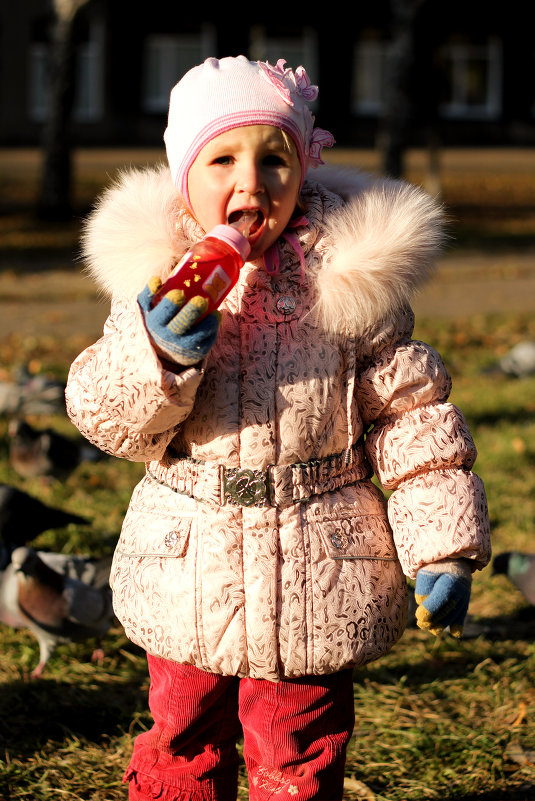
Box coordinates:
[228,209,265,239]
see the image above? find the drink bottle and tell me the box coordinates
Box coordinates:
[150,213,254,319]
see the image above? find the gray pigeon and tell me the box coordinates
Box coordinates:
[0,366,66,416]
[492,551,535,606]
[8,418,106,479]
[0,483,88,568]
[496,342,535,378]
[0,546,114,677]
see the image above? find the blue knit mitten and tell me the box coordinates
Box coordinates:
[414,560,472,638]
[138,278,221,366]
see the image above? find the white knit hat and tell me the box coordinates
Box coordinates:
[164,55,334,206]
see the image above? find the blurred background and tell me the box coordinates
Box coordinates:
[1,0,534,335]
[3,0,535,151]
[2,0,535,217]
[1,3,535,800]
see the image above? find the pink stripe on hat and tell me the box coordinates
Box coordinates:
[163,56,334,207]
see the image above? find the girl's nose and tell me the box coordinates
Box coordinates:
[236,163,264,195]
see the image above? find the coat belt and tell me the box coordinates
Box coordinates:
[147,443,372,509]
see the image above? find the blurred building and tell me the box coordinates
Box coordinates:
[1,0,534,149]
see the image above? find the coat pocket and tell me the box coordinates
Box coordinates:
[114,474,196,559]
[110,475,200,665]
[303,486,407,673]
[306,481,399,562]
[315,514,398,562]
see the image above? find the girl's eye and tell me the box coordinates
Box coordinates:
[213,156,233,165]
[263,154,286,166]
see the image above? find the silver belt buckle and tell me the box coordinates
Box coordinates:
[224,467,270,507]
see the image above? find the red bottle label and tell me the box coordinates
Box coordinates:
[201,263,233,304]
[150,236,243,319]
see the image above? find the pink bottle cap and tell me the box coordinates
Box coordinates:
[208,224,251,261]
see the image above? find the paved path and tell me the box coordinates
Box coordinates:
[413,248,535,319]
[1,147,534,341]
[1,246,533,343]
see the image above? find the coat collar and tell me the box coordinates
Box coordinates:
[81,163,445,335]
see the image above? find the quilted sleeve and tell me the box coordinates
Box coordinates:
[356,337,491,578]
[65,296,204,461]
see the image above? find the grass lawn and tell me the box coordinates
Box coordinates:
[0,148,534,800]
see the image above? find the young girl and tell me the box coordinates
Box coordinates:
[66,56,491,801]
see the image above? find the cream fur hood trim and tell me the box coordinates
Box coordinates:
[81,162,445,334]
[81,164,185,301]
[313,165,445,334]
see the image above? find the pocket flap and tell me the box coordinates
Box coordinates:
[118,510,193,557]
[316,515,397,561]
[117,476,196,558]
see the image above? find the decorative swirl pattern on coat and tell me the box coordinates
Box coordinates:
[66,177,491,680]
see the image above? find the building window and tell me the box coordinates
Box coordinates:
[248,26,319,100]
[28,43,49,122]
[351,38,387,115]
[351,33,503,122]
[28,17,104,123]
[142,26,216,113]
[439,37,502,120]
[75,21,104,121]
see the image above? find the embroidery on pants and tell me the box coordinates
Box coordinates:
[252,766,300,795]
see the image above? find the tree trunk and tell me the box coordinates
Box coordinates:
[37,0,88,220]
[378,0,425,178]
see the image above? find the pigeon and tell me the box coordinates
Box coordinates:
[484,341,535,378]
[0,546,114,677]
[492,551,535,606]
[8,418,106,479]
[0,483,89,569]
[499,342,535,377]
[0,366,66,416]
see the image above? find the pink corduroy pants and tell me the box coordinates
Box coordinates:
[123,655,355,801]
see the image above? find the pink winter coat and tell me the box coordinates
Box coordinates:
[65,164,490,682]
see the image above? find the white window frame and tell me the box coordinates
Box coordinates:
[28,42,49,122]
[248,26,319,106]
[74,17,104,121]
[439,37,502,120]
[351,39,388,115]
[142,26,217,113]
[28,17,104,123]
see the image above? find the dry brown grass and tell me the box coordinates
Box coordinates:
[0,147,534,800]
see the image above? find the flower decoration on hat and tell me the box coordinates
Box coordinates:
[259,59,335,168]
[309,127,335,166]
[294,65,319,102]
[259,59,298,105]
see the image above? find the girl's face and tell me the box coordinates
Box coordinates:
[187,125,302,260]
